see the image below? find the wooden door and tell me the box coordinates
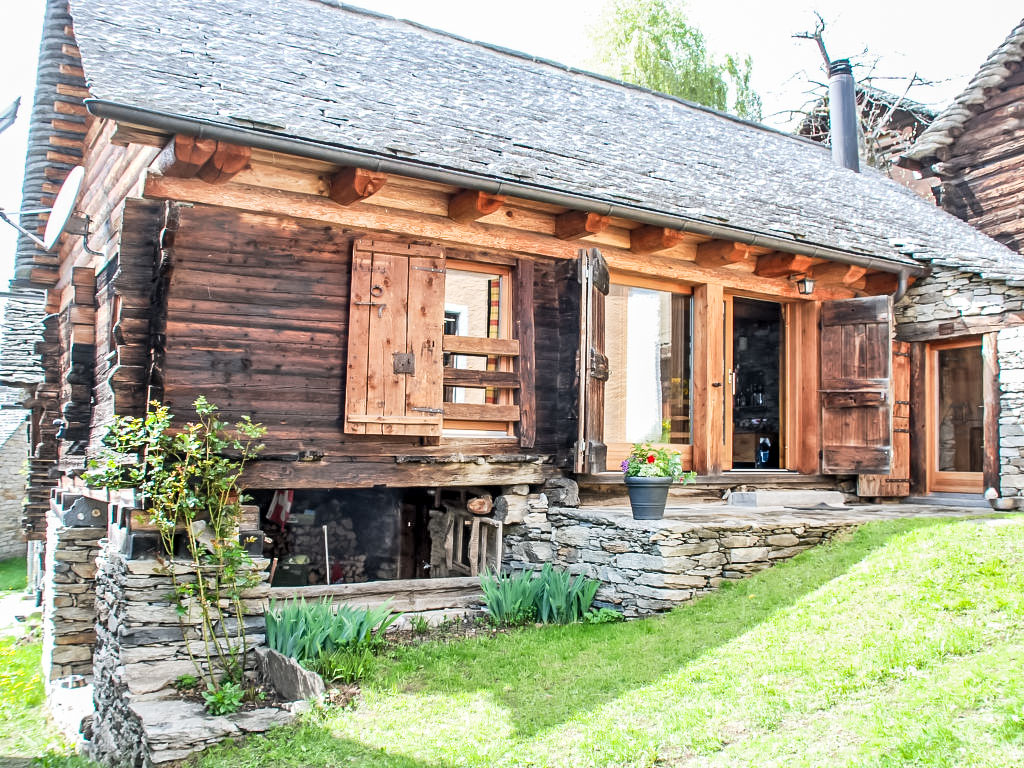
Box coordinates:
[723,296,734,472]
[857,341,910,496]
[927,339,984,493]
[575,247,609,474]
[344,239,445,436]
[820,295,893,474]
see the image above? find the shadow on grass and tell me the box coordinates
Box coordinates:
[197,724,453,768]
[370,517,951,738]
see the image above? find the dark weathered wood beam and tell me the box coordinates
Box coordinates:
[694,239,752,268]
[329,167,388,206]
[195,142,252,184]
[630,225,685,254]
[151,135,217,178]
[554,210,610,240]
[754,252,820,278]
[448,189,505,222]
[811,262,868,286]
[863,271,899,294]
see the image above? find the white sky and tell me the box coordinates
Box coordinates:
[0,0,1020,287]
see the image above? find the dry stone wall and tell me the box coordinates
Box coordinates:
[0,422,27,560]
[42,499,104,683]
[506,503,856,616]
[998,325,1024,496]
[88,543,287,767]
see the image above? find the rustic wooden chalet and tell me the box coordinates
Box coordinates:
[901,19,1024,253]
[6,0,1024,599]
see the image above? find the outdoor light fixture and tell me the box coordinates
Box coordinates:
[793,275,815,295]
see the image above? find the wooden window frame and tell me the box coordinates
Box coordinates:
[926,337,984,494]
[603,274,694,472]
[441,259,517,436]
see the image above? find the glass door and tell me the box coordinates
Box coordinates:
[928,340,984,493]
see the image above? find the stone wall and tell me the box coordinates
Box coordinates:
[89,543,275,767]
[505,505,856,616]
[42,497,105,683]
[997,326,1024,496]
[0,420,27,561]
[895,269,1024,336]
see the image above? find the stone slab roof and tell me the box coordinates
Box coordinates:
[0,296,45,386]
[903,18,1024,165]
[69,0,1024,279]
[0,385,28,447]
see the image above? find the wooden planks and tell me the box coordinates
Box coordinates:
[515,258,537,448]
[982,333,1001,492]
[857,341,911,497]
[691,283,724,475]
[442,336,520,356]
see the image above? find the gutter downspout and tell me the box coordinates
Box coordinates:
[86,99,927,279]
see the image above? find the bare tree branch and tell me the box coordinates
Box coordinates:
[793,11,831,68]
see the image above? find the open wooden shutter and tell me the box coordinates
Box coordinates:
[345,239,445,436]
[857,341,910,495]
[820,295,893,474]
[575,247,610,474]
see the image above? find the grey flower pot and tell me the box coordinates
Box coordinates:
[624,476,673,520]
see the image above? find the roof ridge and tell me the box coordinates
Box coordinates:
[310,0,826,151]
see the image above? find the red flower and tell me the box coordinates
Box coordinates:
[647,454,656,463]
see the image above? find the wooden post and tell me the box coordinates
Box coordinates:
[908,342,928,495]
[515,259,536,448]
[982,332,1001,492]
[692,283,724,475]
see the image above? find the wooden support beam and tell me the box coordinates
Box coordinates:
[863,271,899,294]
[810,262,868,286]
[554,210,610,240]
[151,135,218,178]
[448,189,505,222]
[754,252,820,278]
[630,225,685,254]
[196,142,252,184]
[328,167,388,206]
[694,239,752,268]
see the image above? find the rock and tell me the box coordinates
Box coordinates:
[728,547,770,564]
[720,535,759,548]
[135,699,238,744]
[601,540,631,554]
[125,659,198,695]
[767,533,799,547]
[255,647,325,701]
[231,707,297,733]
[543,478,580,507]
[502,484,530,496]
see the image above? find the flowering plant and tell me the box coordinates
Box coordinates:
[620,443,695,482]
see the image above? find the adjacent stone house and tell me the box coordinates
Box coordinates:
[0,384,28,561]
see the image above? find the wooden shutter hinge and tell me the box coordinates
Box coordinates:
[590,348,609,381]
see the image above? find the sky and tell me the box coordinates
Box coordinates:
[0,0,1020,288]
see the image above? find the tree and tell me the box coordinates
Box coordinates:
[591,0,762,120]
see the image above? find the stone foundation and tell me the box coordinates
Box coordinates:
[88,542,287,767]
[505,505,856,616]
[998,325,1024,496]
[42,497,105,683]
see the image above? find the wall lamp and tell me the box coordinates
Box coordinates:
[792,274,815,295]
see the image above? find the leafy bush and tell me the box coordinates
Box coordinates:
[202,681,243,715]
[583,607,625,624]
[480,564,601,626]
[265,598,399,664]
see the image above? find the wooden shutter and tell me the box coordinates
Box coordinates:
[575,247,610,474]
[857,341,909,495]
[345,239,445,436]
[820,295,893,474]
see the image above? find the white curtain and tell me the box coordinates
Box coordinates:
[625,289,663,442]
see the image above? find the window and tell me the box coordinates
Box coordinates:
[442,262,516,435]
[604,283,692,468]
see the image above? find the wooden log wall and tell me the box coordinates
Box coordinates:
[934,67,1024,253]
[155,203,570,484]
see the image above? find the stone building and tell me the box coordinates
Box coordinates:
[0,385,28,561]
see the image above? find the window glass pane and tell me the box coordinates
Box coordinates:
[937,346,984,472]
[604,285,691,445]
[443,268,505,406]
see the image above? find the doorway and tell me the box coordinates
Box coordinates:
[728,298,783,469]
[927,339,984,493]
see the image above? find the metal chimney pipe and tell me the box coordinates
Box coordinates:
[828,58,860,173]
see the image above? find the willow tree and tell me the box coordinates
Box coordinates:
[591,0,762,120]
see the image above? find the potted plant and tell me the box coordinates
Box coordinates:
[621,443,696,520]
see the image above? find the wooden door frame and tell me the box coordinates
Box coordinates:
[926,337,984,493]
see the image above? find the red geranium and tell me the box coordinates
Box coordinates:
[647,454,656,463]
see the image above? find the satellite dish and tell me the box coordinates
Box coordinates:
[43,165,85,250]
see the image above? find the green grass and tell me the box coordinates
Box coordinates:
[194,516,1024,767]
[0,636,91,765]
[0,557,27,593]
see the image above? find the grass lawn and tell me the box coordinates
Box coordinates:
[196,517,1024,768]
[0,557,27,593]
[0,636,91,765]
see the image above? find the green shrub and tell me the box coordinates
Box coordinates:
[311,646,376,683]
[583,607,625,624]
[480,564,600,626]
[265,598,399,664]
